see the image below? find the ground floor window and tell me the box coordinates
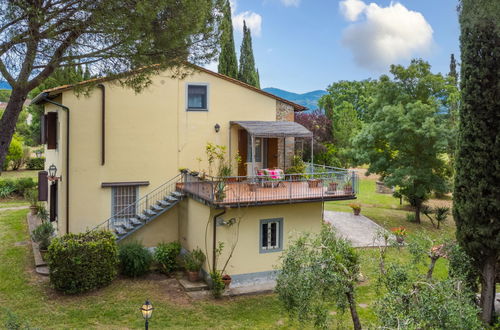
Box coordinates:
[112,186,138,218]
[260,218,283,253]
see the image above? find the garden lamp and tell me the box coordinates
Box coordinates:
[214,123,220,133]
[140,300,153,330]
[35,150,42,158]
[48,164,62,181]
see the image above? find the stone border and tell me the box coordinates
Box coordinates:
[26,213,49,276]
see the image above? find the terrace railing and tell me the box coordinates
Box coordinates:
[181,166,358,206]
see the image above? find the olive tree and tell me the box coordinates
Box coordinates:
[276,224,362,329]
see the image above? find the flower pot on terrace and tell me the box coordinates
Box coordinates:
[344,186,353,195]
[248,183,258,192]
[327,182,338,192]
[307,179,321,188]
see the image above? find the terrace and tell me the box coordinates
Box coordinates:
[181,164,359,207]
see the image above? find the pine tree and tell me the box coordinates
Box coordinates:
[449,54,458,85]
[454,0,500,324]
[238,21,260,88]
[217,0,238,78]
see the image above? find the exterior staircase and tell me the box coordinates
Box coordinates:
[91,174,184,241]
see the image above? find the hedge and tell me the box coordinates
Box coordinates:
[118,241,152,277]
[26,157,45,170]
[46,231,119,294]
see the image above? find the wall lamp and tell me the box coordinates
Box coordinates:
[214,123,220,133]
[48,164,63,182]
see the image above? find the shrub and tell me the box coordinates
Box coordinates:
[154,241,181,274]
[210,270,225,298]
[26,157,45,170]
[3,135,23,171]
[46,231,118,294]
[0,179,16,198]
[14,177,36,196]
[118,241,152,277]
[31,222,54,250]
[183,248,206,272]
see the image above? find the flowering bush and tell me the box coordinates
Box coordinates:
[391,227,407,237]
[348,203,361,211]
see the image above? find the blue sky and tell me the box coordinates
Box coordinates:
[221,0,460,93]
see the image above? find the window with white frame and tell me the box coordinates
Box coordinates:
[187,84,208,110]
[112,186,138,218]
[260,218,283,253]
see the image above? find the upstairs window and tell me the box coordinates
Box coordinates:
[260,218,283,253]
[187,84,208,110]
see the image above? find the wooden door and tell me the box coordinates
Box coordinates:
[49,182,58,222]
[267,138,278,169]
[238,130,248,176]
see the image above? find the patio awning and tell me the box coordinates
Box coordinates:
[231,121,313,138]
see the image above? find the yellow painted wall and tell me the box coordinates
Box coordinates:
[44,68,278,233]
[122,205,179,247]
[178,200,323,275]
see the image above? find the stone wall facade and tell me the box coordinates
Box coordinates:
[276,101,296,169]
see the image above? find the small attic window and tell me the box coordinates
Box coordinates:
[186,84,208,111]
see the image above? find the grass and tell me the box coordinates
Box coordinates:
[0,199,28,209]
[0,170,38,180]
[325,177,455,241]
[0,203,453,329]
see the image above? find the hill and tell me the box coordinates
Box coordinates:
[263,87,327,111]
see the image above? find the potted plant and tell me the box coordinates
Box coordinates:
[391,226,407,244]
[343,177,353,194]
[31,222,55,252]
[306,174,322,188]
[24,188,38,215]
[285,155,307,181]
[327,181,338,192]
[222,274,232,288]
[36,204,49,222]
[348,203,361,216]
[183,248,206,282]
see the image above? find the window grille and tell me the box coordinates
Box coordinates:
[112,186,137,218]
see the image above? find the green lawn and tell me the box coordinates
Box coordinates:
[0,200,28,209]
[0,170,38,180]
[325,177,455,240]
[0,204,452,329]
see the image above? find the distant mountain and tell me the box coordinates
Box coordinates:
[0,81,11,90]
[263,87,327,111]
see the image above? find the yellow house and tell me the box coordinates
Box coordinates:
[32,66,358,287]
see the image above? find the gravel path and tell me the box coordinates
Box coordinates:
[324,210,391,247]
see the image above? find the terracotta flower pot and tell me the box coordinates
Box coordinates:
[248,183,258,192]
[30,206,38,215]
[344,186,353,194]
[328,182,338,192]
[222,274,232,288]
[353,209,361,216]
[307,179,321,188]
[396,236,405,244]
[187,270,200,282]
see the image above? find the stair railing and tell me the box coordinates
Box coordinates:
[88,173,183,233]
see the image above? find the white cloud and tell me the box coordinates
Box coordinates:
[339,1,434,70]
[229,0,237,14]
[281,0,300,7]
[233,11,262,37]
[339,0,366,21]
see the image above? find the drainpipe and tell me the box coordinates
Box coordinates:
[31,92,70,234]
[97,84,105,165]
[212,209,226,271]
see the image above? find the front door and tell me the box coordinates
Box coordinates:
[49,182,58,222]
[267,138,278,169]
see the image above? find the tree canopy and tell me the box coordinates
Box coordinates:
[217,0,238,79]
[454,0,500,324]
[0,0,222,170]
[353,101,450,223]
[238,21,260,88]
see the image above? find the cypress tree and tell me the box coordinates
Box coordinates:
[454,0,500,324]
[449,53,458,85]
[217,0,238,78]
[238,21,260,88]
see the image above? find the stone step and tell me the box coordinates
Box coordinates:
[137,214,149,221]
[166,196,178,202]
[171,191,184,198]
[114,227,127,236]
[157,200,171,208]
[178,278,209,292]
[151,205,164,212]
[144,209,156,217]
[118,222,134,231]
[130,217,142,226]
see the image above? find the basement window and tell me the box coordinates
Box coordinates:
[112,186,138,218]
[260,218,283,253]
[186,84,208,111]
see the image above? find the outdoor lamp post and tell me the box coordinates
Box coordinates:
[35,150,42,158]
[214,123,220,133]
[140,300,153,330]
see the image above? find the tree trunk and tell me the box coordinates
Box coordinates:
[414,204,421,224]
[426,256,439,279]
[480,254,497,324]
[0,88,28,173]
[346,288,362,330]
